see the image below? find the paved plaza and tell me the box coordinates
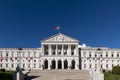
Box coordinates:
[27,70,92,80]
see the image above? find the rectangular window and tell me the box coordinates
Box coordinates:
[71,51,74,55]
[12,64,14,68]
[0,64,2,67]
[52,51,55,55]
[84,64,86,68]
[23,64,25,68]
[6,64,8,68]
[95,64,97,68]
[106,64,108,68]
[117,54,119,57]
[34,64,36,68]
[89,64,91,68]
[28,64,30,68]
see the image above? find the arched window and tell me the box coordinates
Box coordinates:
[58,60,62,69]
[51,60,56,69]
[44,60,48,69]
[64,60,68,69]
[71,60,75,69]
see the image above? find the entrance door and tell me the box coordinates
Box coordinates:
[58,60,62,69]
[64,60,68,69]
[52,60,56,69]
[44,60,48,69]
[71,60,75,69]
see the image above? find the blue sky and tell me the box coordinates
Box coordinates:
[0,0,120,48]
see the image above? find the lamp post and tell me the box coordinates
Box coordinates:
[16,48,22,72]
[18,48,22,68]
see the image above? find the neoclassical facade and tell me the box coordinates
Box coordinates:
[0,33,119,70]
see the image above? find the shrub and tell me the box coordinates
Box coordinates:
[21,68,25,71]
[102,69,106,73]
[108,71,111,73]
[0,68,6,72]
[112,65,120,75]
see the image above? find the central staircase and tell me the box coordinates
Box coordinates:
[28,70,92,80]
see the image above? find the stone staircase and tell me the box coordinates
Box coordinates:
[28,70,92,80]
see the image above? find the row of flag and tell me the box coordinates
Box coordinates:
[82,57,120,61]
[0,57,33,61]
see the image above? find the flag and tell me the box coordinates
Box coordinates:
[55,26,60,33]
[55,26,60,30]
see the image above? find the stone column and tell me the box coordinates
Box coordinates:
[56,60,58,69]
[56,45,58,55]
[68,44,71,56]
[48,60,51,70]
[75,59,79,70]
[75,44,78,56]
[42,44,44,56]
[61,44,64,56]
[62,60,64,69]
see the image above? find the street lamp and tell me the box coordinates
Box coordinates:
[16,48,22,72]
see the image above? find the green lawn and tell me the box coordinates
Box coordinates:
[104,72,120,80]
[0,71,15,80]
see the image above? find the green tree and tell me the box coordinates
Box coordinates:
[112,65,120,75]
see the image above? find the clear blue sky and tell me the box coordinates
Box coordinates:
[0,0,120,48]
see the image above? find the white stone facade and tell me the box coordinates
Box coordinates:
[81,47,120,70]
[0,33,119,71]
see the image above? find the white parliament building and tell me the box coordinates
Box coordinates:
[0,33,120,71]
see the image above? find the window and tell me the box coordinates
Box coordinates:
[6,64,8,68]
[53,52,55,55]
[71,52,74,55]
[0,64,2,67]
[89,54,91,57]
[117,54,119,57]
[95,60,97,62]
[11,64,14,68]
[106,54,108,57]
[6,51,9,57]
[58,52,61,55]
[28,53,30,57]
[64,52,67,55]
[34,64,36,68]
[111,54,113,57]
[112,60,114,62]
[89,64,91,68]
[106,64,108,68]
[34,51,37,57]
[95,64,97,68]
[95,54,97,57]
[39,64,41,68]
[34,60,36,62]
[28,64,30,68]
[112,64,114,68]
[23,52,25,57]
[100,54,102,57]
[23,64,25,68]
[12,60,14,62]
[11,52,14,57]
[45,51,48,55]
[84,60,86,62]
[84,64,86,68]
[0,51,3,57]
[101,64,102,68]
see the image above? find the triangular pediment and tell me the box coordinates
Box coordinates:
[41,33,79,43]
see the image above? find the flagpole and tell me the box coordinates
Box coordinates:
[58,27,60,33]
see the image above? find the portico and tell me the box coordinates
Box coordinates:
[41,33,79,70]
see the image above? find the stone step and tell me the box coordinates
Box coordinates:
[28,70,92,80]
